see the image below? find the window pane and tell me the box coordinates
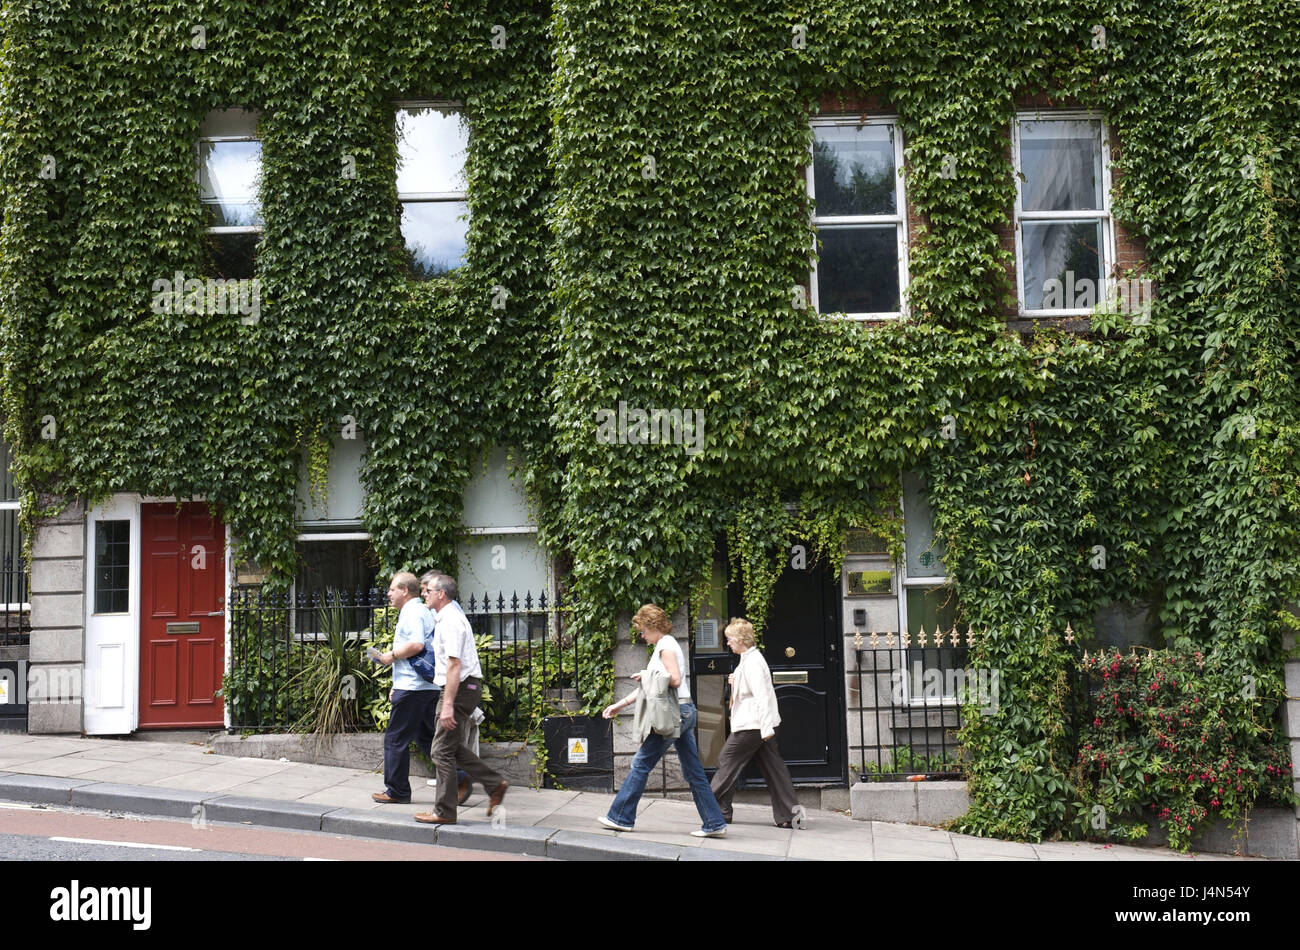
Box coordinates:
[1021,220,1103,310]
[1,436,16,501]
[903,470,946,578]
[202,202,261,229]
[816,225,899,314]
[199,140,262,225]
[813,124,896,216]
[396,106,468,195]
[1019,120,1103,212]
[94,520,130,614]
[455,534,548,615]
[402,200,468,278]
[202,232,261,280]
[295,539,379,600]
[905,585,967,701]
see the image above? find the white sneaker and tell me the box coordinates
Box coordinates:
[598,815,634,832]
[691,828,727,838]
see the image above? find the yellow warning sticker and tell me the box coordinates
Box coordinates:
[567,737,588,764]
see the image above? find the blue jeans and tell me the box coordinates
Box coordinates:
[606,701,727,832]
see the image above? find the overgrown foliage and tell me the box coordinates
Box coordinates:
[1,0,1296,845]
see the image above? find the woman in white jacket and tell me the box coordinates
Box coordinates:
[709,617,802,828]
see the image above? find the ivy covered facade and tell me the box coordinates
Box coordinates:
[3,0,1298,847]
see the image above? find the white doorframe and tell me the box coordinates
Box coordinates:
[83,494,141,735]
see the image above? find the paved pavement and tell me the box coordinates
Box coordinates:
[0,733,1258,861]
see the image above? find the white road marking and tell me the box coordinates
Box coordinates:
[303,857,336,861]
[51,836,198,852]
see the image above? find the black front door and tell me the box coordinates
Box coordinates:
[728,541,846,785]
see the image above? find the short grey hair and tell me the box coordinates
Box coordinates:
[419,570,443,588]
[432,574,458,601]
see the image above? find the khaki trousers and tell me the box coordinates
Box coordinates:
[432,677,504,819]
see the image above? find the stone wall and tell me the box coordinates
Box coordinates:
[27,498,85,734]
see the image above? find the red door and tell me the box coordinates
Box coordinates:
[139,503,225,728]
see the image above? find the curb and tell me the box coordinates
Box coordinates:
[0,771,787,861]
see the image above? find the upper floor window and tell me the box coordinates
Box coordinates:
[808,117,908,320]
[199,109,262,280]
[395,102,469,279]
[1014,114,1113,315]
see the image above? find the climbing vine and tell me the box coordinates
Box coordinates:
[1,0,1296,843]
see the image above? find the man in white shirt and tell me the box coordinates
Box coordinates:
[413,573,508,824]
[372,572,437,804]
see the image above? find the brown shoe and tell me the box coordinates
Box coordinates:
[372,792,411,804]
[486,781,508,816]
[458,779,471,806]
[413,812,457,824]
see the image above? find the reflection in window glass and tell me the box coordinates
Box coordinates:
[1019,120,1103,212]
[810,120,905,319]
[397,104,469,280]
[904,584,966,701]
[396,107,468,194]
[199,140,263,227]
[1021,220,1102,310]
[812,125,896,216]
[94,521,130,614]
[902,470,946,578]
[1015,116,1110,314]
[401,200,469,278]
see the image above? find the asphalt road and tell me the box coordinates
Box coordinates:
[0,802,545,861]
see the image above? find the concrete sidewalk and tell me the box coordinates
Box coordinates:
[0,733,1255,861]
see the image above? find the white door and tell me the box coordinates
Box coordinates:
[84,496,140,734]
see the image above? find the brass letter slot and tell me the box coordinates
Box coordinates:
[772,671,808,685]
[166,622,200,635]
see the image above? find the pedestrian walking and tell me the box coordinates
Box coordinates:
[420,570,469,805]
[598,604,728,838]
[371,572,437,804]
[709,617,803,828]
[413,573,508,825]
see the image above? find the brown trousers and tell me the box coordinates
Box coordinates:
[432,677,504,819]
[709,728,799,825]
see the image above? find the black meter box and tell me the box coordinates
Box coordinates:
[542,715,613,792]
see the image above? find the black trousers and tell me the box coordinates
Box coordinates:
[709,728,799,825]
[383,688,439,800]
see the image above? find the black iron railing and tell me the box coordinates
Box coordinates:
[850,631,976,781]
[226,585,578,738]
[0,561,28,647]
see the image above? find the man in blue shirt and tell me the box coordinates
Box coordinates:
[372,571,437,803]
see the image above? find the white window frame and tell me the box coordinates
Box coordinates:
[808,115,910,321]
[0,500,26,613]
[292,526,378,643]
[198,111,263,242]
[394,99,469,275]
[897,486,960,707]
[1013,110,1115,317]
